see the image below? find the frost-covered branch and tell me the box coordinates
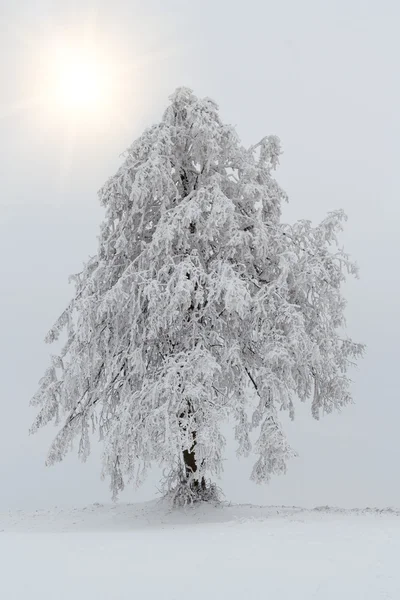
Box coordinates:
[31,87,364,503]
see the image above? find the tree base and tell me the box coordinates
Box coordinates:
[163,471,221,507]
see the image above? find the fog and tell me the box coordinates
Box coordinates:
[1,0,399,510]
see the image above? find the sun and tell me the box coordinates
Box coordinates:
[49,45,113,118]
[57,57,105,111]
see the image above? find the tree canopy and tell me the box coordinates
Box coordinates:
[31,88,364,503]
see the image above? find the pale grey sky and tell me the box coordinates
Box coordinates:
[1,0,399,510]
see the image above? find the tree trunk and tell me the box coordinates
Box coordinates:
[183,440,197,478]
[180,407,206,491]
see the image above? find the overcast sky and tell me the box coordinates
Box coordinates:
[1,0,399,511]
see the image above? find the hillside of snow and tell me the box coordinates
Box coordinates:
[1,501,400,599]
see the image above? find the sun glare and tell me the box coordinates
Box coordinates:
[50,46,112,117]
[57,60,103,110]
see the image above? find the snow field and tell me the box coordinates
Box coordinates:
[1,502,399,599]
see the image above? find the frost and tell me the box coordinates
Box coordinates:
[31,87,364,502]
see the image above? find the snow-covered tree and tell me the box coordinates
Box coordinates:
[31,88,364,504]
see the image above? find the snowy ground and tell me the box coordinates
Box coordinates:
[1,501,400,599]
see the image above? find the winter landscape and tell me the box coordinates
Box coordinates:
[2,1,400,598]
[2,502,400,599]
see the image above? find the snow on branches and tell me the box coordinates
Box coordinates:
[31,87,364,502]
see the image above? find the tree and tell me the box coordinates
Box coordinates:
[31,88,364,504]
